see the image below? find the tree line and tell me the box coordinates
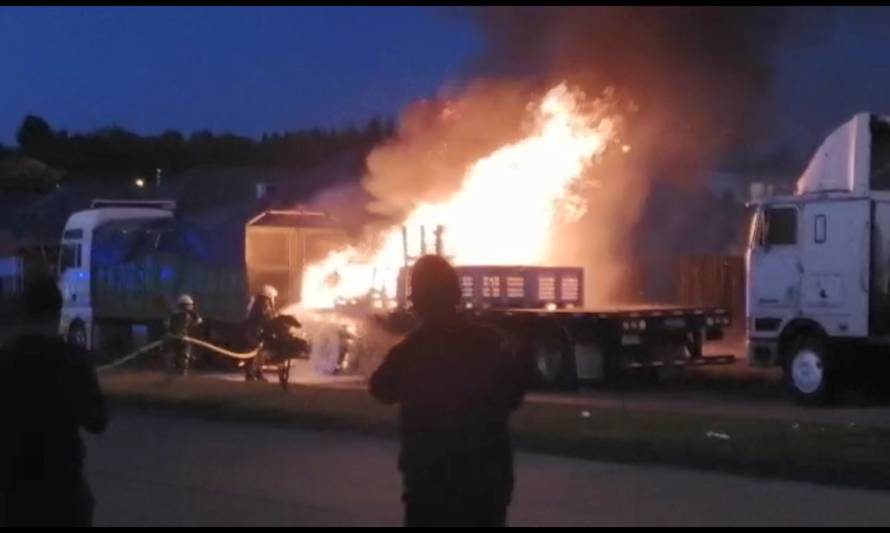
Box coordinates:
[0,114,395,192]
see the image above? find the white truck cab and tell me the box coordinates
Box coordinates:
[747,112,890,403]
[58,199,175,349]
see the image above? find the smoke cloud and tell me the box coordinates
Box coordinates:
[318,8,835,304]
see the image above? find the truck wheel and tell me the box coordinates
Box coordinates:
[784,336,834,406]
[532,327,576,389]
[67,321,88,350]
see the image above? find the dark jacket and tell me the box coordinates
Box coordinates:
[167,309,202,337]
[370,318,526,505]
[0,334,108,490]
[245,297,275,346]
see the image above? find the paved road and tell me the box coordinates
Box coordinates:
[86,411,890,527]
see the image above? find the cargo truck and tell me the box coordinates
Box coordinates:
[57,199,346,361]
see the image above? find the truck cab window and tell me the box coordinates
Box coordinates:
[814,214,827,244]
[764,207,797,246]
[63,228,83,240]
[59,243,81,273]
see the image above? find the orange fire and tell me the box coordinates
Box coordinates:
[299,82,618,309]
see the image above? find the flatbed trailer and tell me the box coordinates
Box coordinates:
[373,264,736,388]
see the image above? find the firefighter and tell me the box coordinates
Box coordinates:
[244,285,278,382]
[165,294,203,376]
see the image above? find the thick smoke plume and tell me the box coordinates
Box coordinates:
[321,7,833,305]
[468,7,831,166]
[465,7,832,301]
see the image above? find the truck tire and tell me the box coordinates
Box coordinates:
[67,321,88,350]
[531,327,576,389]
[784,335,834,406]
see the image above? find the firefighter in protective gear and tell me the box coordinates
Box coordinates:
[244,285,277,381]
[165,294,203,376]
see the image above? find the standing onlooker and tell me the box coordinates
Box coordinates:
[0,276,108,527]
[370,255,527,527]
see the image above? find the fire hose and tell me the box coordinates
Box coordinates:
[96,340,164,372]
[97,335,260,373]
[173,335,260,360]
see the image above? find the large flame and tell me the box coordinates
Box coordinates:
[300,82,617,309]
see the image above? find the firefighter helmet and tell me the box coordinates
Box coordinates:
[259,285,278,300]
[177,294,195,308]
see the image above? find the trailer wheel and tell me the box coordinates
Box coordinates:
[531,327,576,389]
[784,335,834,406]
[67,321,88,350]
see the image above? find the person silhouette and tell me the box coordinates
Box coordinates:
[0,276,108,527]
[370,255,527,527]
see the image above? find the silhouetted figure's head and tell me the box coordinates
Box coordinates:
[410,255,461,323]
[21,275,63,325]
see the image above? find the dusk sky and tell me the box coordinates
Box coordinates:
[0,6,480,143]
[3,6,890,162]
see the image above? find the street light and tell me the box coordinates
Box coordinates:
[135,178,145,188]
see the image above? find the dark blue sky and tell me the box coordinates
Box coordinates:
[769,7,890,159]
[2,6,890,164]
[0,6,480,144]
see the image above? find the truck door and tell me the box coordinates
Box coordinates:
[747,204,801,331]
[59,229,89,308]
[799,199,871,337]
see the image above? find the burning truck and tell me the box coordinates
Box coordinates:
[286,83,736,387]
[297,225,734,389]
